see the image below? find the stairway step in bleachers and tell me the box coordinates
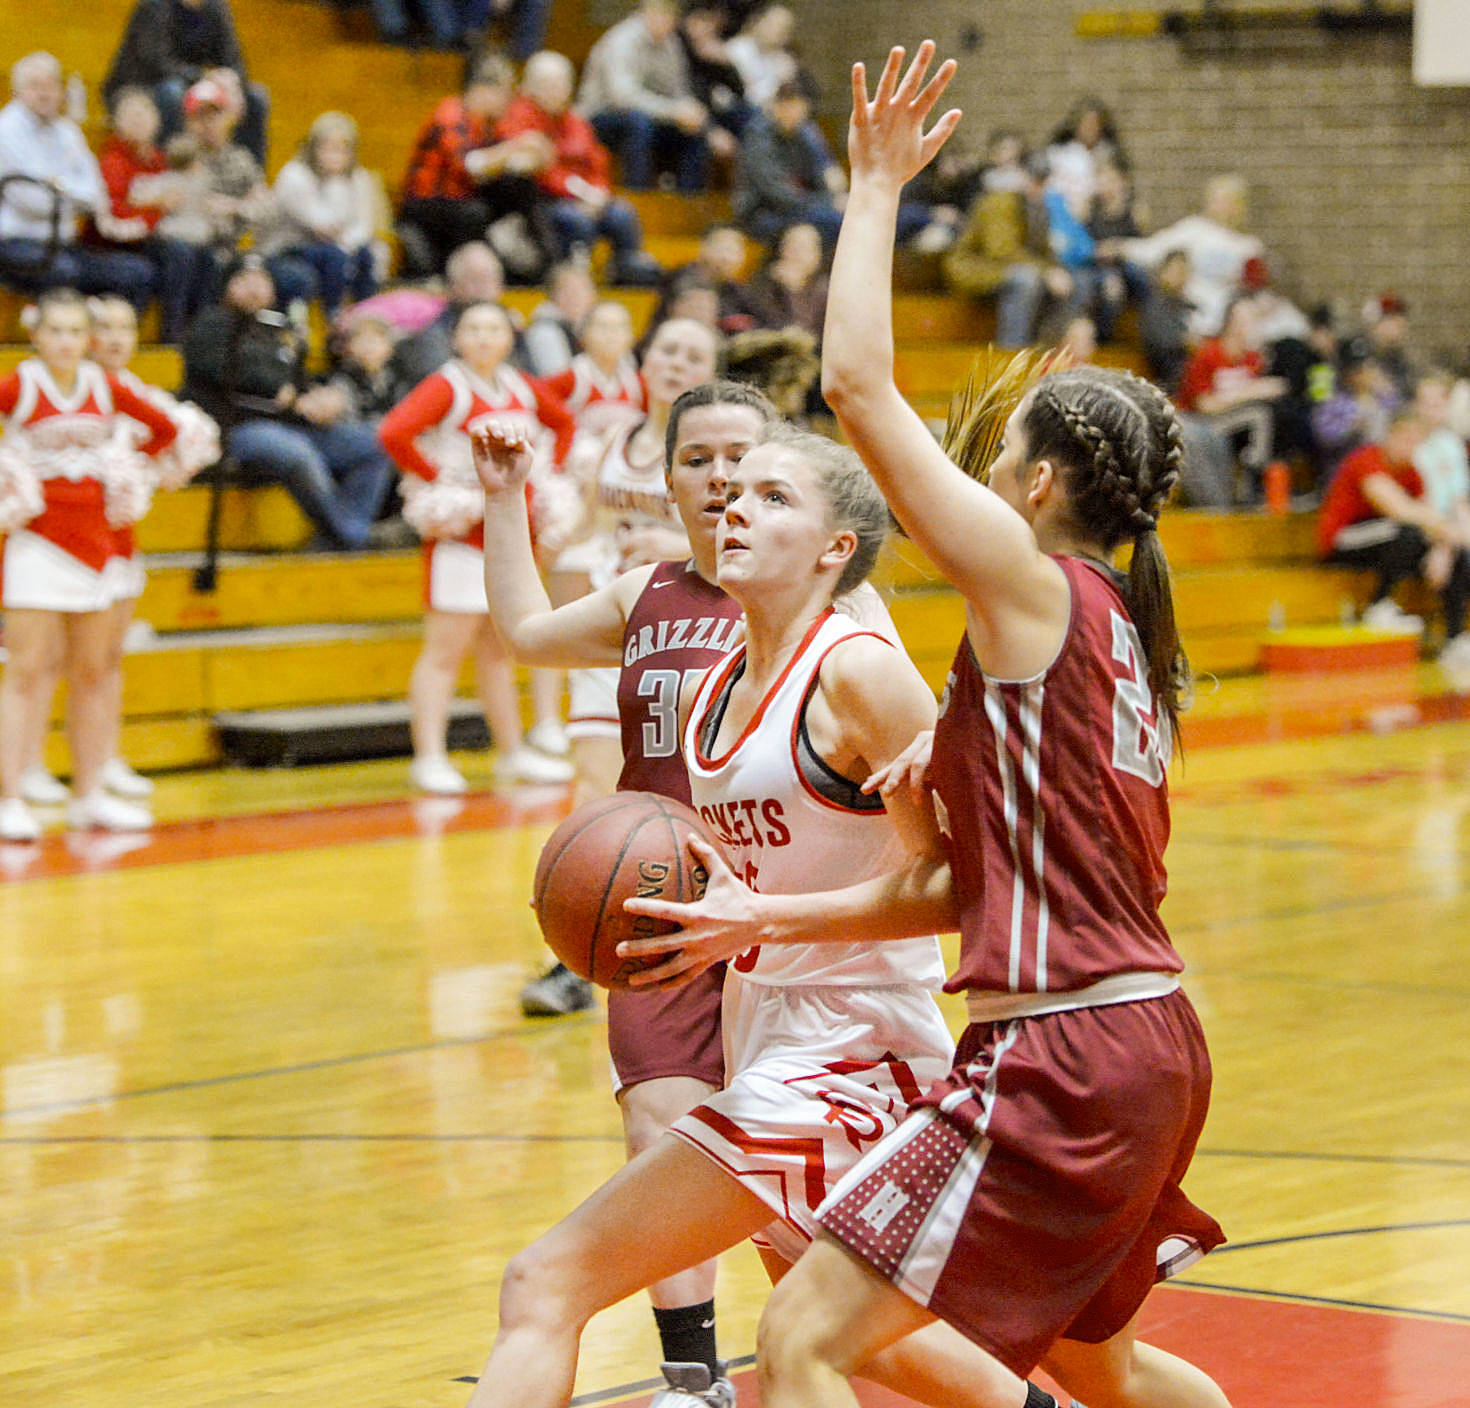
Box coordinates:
[215,698,488,768]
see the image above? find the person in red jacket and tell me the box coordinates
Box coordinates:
[1317,409,1470,652]
[500,51,663,286]
[92,86,215,341]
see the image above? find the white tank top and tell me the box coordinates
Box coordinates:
[683,609,946,989]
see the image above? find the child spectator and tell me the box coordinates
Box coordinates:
[744,219,828,338]
[1317,410,1470,658]
[0,289,179,842]
[1311,337,1399,471]
[398,55,553,279]
[1176,294,1288,501]
[265,112,389,315]
[543,299,645,435]
[1412,373,1470,651]
[92,87,216,342]
[1364,291,1418,399]
[329,316,414,424]
[0,52,156,315]
[103,0,271,164]
[521,261,599,376]
[377,300,576,792]
[1139,248,1194,394]
[578,0,714,193]
[498,52,663,286]
[650,221,761,335]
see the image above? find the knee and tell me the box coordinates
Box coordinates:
[758,1276,852,1379]
[497,1237,592,1335]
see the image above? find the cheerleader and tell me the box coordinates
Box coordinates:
[377,300,577,794]
[0,289,179,842]
[543,300,646,438]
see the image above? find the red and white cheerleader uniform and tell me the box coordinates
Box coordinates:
[378,359,575,613]
[0,358,177,613]
[544,351,645,437]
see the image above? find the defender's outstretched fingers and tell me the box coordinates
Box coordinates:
[893,40,935,103]
[872,46,907,107]
[851,61,870,122]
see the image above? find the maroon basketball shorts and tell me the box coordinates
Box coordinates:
[817,988,1225,1376]
[607,963,727,1094]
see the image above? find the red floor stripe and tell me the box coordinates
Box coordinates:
[0,789,571,883]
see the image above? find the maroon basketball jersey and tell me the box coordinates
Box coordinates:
[617,559,743,802]
[930,556,1180,995]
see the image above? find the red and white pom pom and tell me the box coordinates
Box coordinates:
[527,461,587,557]
[0,444,44,534]
[154,401,221,490]
[103,449,156,528]
[400,478,483,540]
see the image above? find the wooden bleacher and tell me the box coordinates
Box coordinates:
[0,0,1378,774]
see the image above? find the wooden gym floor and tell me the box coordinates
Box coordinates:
[2,666,1468,1408]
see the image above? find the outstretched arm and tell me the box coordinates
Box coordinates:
[822,44,1065,651]
[471,420,641,669]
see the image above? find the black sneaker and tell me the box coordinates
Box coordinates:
[520,962,595,1016]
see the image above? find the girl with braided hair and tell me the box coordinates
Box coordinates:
[622,43,1229,1408]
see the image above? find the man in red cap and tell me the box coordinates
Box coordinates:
[1366,290,1417,398]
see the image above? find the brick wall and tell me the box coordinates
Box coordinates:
[788,1,1470,360]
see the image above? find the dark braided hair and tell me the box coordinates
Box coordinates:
[1022,367,1190,749]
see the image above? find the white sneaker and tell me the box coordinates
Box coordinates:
[410,754,468,795]
[1437,634,1470,670]
[0,797,42,842]
[101,757,154,799]
[648,1363,735,1408]
[496,744,575,786]
[525,720,570,758]
[19,764,69,805]
[66,790,151,833]
[1361,599,1425,634]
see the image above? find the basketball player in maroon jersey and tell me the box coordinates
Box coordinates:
[472,379,771,1406]
[623,45,1232,1408]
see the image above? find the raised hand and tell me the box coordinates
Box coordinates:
[470,415,535,495]
[848,41,962,189]
[618,835,766,988]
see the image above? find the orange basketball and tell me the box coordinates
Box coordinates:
[533,792,712,988]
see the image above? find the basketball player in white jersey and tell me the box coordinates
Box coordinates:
[461,420,1034,1408]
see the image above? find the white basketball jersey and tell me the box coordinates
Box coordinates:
[683,609,946,989]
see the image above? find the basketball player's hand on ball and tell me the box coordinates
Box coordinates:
[848,42,961,190]
[863,728,934,805]
[619,836,764,987]
[470,416,534,494]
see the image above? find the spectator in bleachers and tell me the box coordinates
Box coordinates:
[725,4,800,110]
[1317,408,1470,659]
[182,254,397,550]
[1042,95,1124,226]
[328,315,414,424]
[1080,157,1147,342]
[521,261,599,376]
[1363,291,1418,400]
[650,221,760,335]
[942,134,1072,347]
[1139,247,1194,395]
[499,52,663,287]
[732,80,846,248]
[93,88,216,342]
[478,0,553,62]
[899,129,985,255]
[1413,376,1470,643]
[1176,293,1287,502]
[1310,337,1398,472]
[398,55,553,279]
[103,0,271,165]
[1127,172,1264,338]
[390,240,522,385]
[543,299,645,435]
[577,0,713,193]
[160,77,315,305]
[744,220,827,339]
[677,4,752,153]
[377,299,577,792]
[263,112,389,316]
[0,53,156,315]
